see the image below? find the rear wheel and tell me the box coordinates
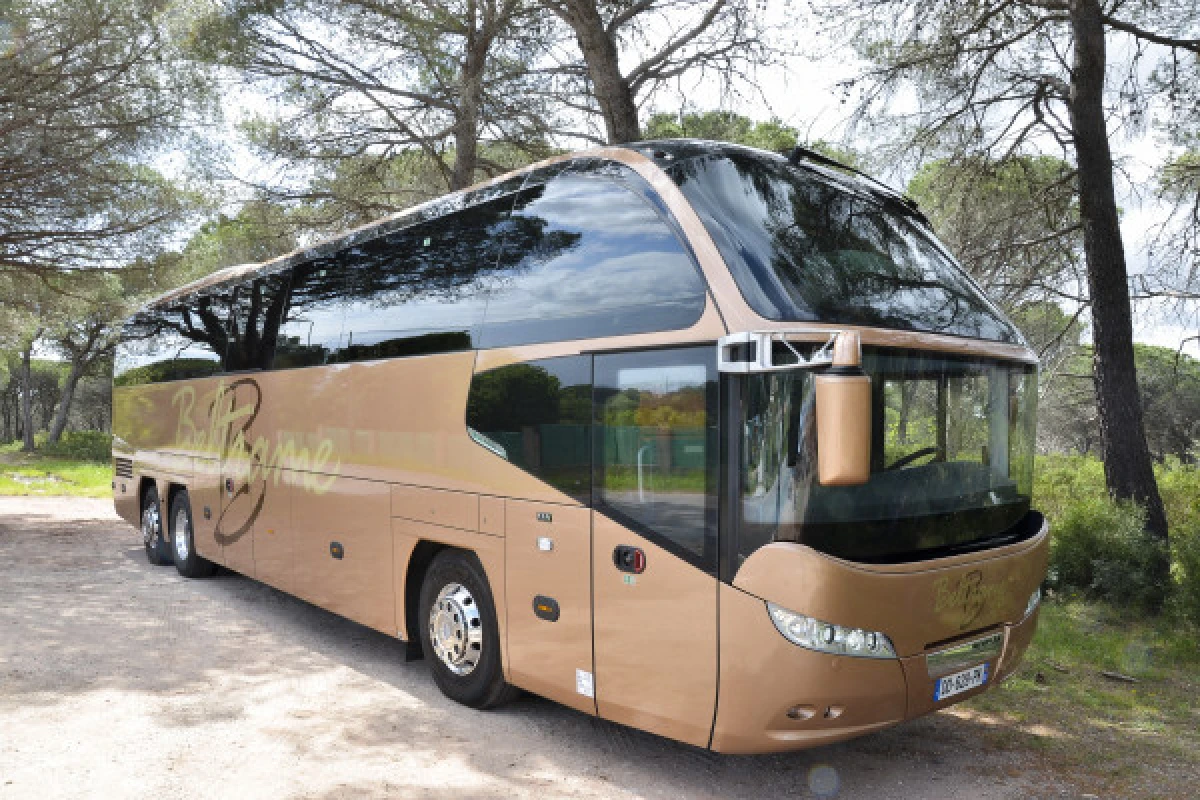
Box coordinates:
[418,550,518,709]
[141,486,171,566]
[169,491,216,579]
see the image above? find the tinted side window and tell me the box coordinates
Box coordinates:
[594,347,718,572]
[273,260,345,369]
[172,290,233,378]
[227,271,291,372]
[113,310,182,386]
[114,291,232,386]
[478,173,707,348]
[335,194,516,363]
[466,356,591,503]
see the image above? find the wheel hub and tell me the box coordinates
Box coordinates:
[174,507,190,562]
[428,583,483,676]
[142,505,160,548]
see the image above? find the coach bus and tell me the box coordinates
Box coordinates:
[112,140,1046,753]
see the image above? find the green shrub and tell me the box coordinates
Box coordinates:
[1047,494,1169,611]
[1171,520,1200,624]
[1034,454,1106,521]
[38,431,112,462]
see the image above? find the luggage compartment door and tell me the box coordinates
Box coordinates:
[504,499,595,715]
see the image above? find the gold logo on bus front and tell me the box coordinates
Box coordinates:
[172,379,341,544]
[933,570,1002,630]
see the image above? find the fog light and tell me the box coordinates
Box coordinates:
[786,705,816,720]
[767,602,897,659]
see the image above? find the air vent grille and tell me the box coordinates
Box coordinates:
[114,458,133,479]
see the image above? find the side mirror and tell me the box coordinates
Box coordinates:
[814,331,872,486]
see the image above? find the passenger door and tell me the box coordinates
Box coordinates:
[591,348,720,748]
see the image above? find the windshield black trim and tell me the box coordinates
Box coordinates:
[840,510,1044,566]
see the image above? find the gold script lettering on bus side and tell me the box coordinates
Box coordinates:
[171,380,342,497]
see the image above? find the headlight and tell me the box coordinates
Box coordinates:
[1024,586,1042,618]
[767,602,897,659]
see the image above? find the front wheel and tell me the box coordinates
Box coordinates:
[418,550,518,709]
[169,490,217,579]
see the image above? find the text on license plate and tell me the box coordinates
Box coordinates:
[934,663,989,701]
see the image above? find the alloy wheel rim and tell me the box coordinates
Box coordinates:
[142,504,160,549]
[428,582,483,676]
[174,507,190,562]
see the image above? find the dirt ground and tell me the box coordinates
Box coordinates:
[0,497,1086,799]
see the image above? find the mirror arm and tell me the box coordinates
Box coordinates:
[716,329,849,374]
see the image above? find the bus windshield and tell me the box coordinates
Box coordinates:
[669,150,1023,344]
[735,349,1038,565]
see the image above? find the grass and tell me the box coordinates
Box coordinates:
[0,442,113,498]
[960,600,1200,798]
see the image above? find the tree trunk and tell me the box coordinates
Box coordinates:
[1067,0,1170,543]
[20,339,36,453]
[556,1,641,143]
[48,358,85,444]
[451,0,488,190]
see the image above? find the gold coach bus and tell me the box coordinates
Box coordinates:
[112,140,1046,753]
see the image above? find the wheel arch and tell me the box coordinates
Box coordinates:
[137,476,157,508]
[163,482,189,540]
[403,540,447,657]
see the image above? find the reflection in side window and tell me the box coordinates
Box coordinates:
[113,293,231,386]
[273,261,345,369]
[336,195,516,363]
[478,173,707,348]
[594,348,718,572]
[466,356,591,503]
[227,271,292,372]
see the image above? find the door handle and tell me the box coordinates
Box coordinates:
[613,545,646,574]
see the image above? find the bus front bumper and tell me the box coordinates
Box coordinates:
[710,583,1040,754]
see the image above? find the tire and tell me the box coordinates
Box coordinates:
[418,550,519,709]
[169,490,217,579]
[141,486,172,566]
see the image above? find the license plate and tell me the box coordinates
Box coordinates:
[934,663,989,701]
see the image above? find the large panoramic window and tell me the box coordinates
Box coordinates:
[670,151,1022,343]
[477,172,707,348]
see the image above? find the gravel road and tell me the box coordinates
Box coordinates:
[0,497,1073,799]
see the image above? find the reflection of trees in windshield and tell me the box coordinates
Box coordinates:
[670,153,1020,342]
